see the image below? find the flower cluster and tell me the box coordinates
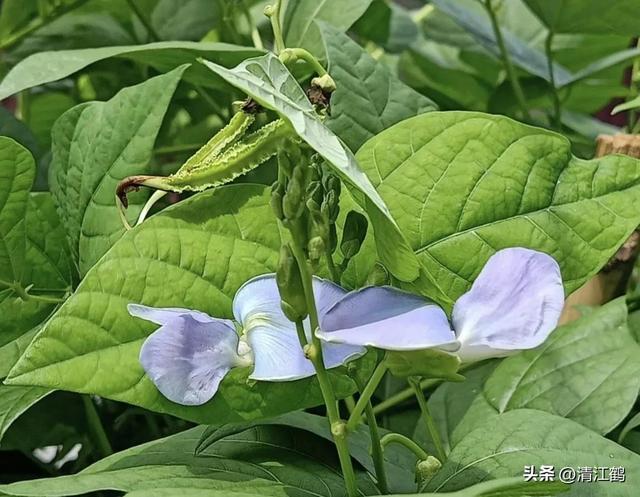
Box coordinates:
[129,247,564,406]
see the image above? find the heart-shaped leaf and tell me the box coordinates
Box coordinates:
[356,111,640,303]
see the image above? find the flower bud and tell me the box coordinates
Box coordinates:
[341,210,368,260]
[416,456,442,485]
[283,167,306,220]
[276,244,307,321]
[308,236,325,262]
[270,181,285,220]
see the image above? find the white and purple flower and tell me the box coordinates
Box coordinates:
[130,247,565,406]
[129,275,364,406]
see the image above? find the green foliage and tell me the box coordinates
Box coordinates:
[484,298,640,434]
[50,66,186,274]
[356,112,640,303]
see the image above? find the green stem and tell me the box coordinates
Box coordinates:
[372,377,441,415]
[82,395,113,458]
[266,0,285,54]
[353,375,388,494]
[0,279,66,304]
[280,48,328,76]
[346,362,387,431]
[325,247,340,283]
[241,0,264,50]
[294,320,309,347]
[344,395,356,415]
[289,236,358,497]
[380,432,430,461]
[545,31,562,129]
[0,0,90,51]
[484,0,532,121]
[125,0,161,41]
[409,377,445,462]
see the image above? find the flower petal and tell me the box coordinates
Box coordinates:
[317,286,458,351]
[452,247,564,362]
[234,274,365,381]
[132,305,242,406]
[128,303,217,325]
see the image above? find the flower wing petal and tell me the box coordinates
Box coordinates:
[236,274,364,381]
[317,286,457,351]
[128,303,217,325]
[137,313,240,406]
[452,247,564,362]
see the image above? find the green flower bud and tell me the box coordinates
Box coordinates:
[276,244,307,321]
[341,210,368,259]
[283,167,306,220]
[270,181,285,220]
[308,235,325,262]
[416,456,442,485]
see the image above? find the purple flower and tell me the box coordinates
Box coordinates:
[129,275,364,406]
[317,248,565,363]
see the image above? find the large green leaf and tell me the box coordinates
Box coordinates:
[351,1,419,53]
[0,41,262,100]
[200,53,393,224]
[0,424,373,497]
[6,184,370,424]
[0,137,35,286]
[425,409,639,495]
[197,410,417,493]
[524,0,640,35]
[484,299,640,434]
[0,327,38,379]
[50,66,186,275]
[356,111,640,302]
[320,24,436,153]
[282,0,372,58]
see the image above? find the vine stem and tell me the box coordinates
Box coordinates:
[380,432,430,461]
[372,377,441,415]
[289,233,358,497]
[265,0,285,54]
[0,279,66,304]
[325,247,340,283]
[353,374,388,494]
[483,0,532,121]
[346,362,387,431]
[409,377,446,462]
[628,39,640,132]
[82,395,113,458]
[545,31,562,129]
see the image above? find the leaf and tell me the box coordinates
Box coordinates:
[430,0,572,83]
[282,0,372,58]
[26,92,76,149]
[24,193,74,292]
[199,53,393,224]
[0,327,38,379]
[351,0,419,53]
[150,0,218,41]
[484,298,640,434]
[414,362,498,455]
[319,23,437,152]
[0,137,35,286]
[50,66,186,275]
[355,111,640,302]
[0,385,51,444]
[6,184,370,425]
[0,424,371,497]
[0,41,262,101]
[424,409,640,495]
[196,410,418,493]
[524,0,640,35]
